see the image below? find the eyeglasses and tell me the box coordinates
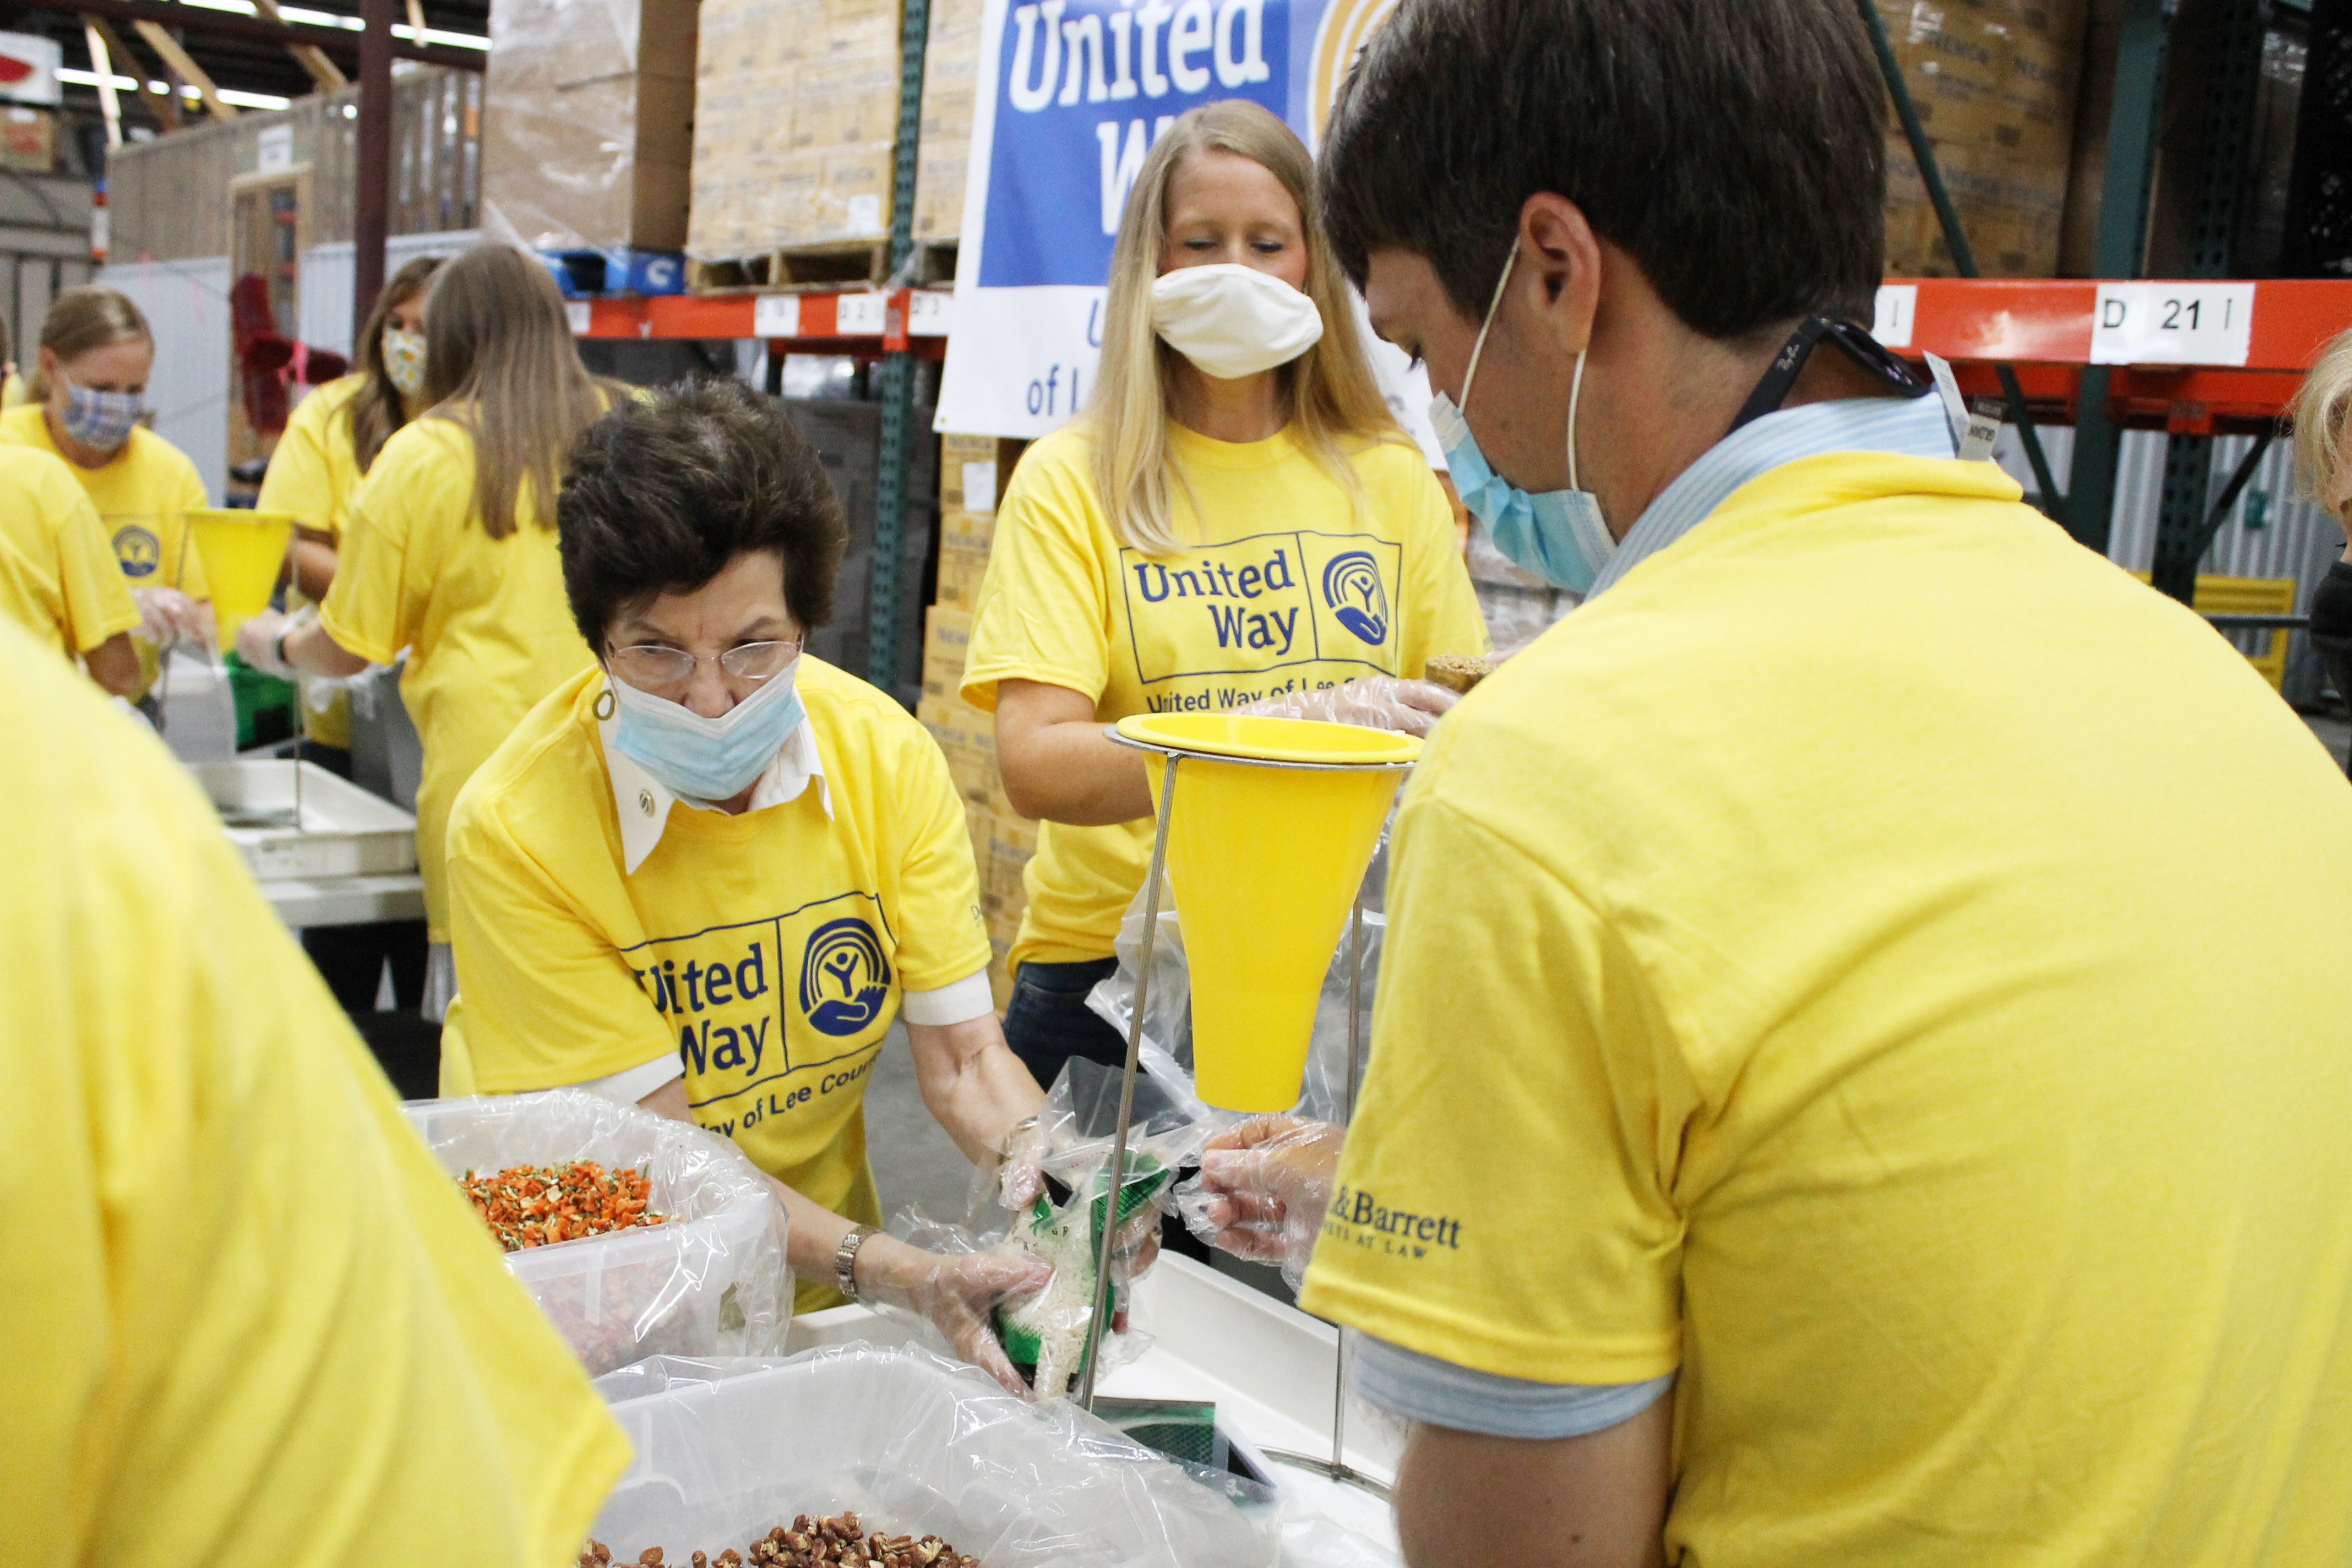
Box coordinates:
[607,638,803,694]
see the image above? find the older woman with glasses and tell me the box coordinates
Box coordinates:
[437,380,1060,1392]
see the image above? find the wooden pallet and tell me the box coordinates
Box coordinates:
[688,240,891,295]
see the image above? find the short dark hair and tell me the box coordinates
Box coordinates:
[1319,0,1887,340]
[558,378,848,650]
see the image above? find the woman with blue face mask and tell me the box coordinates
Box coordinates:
[0,286,214,704]
[433,379,1073,1394]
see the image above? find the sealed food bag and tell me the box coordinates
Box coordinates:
[404,1090,791,1375]
[586,1347,1280,1567]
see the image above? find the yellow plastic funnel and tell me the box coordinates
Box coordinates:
[185,508,295,649]
[1117,713,1419,1112]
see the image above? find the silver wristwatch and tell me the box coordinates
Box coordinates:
[834,1224,875,1303]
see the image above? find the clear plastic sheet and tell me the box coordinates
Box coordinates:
[892,1062,1214,1399]
[584,1346,1281,1567]
[402,1090,791,1375]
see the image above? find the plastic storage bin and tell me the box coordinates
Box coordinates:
[589,1349,1278,1567]
[402,1091,791,1375]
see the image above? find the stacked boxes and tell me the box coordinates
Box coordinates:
[912,0,986,242]
[918,435,1033,1010]
[480,0,698,252]
[1875,0,2089,277]
[689,0,903,260]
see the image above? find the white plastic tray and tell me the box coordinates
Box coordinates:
[193,758,417,880]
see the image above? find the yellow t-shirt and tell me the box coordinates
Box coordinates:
[441,660,993,1312]
[1299,452,2352,1565]
[961,422,1488,968]
[1,404,213,700]
[320,417,596,940]
[0,443,141,658]
[258,374,375,749]
[1,369,28,407]
[0,613,629,1567]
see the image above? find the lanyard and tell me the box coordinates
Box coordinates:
[1727,314,1933,435]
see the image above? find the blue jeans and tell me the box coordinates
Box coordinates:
[1001,956,1125,1096]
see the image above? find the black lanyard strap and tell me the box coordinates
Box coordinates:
[1728,314,1933,435]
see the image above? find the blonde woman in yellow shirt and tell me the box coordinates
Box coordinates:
[0,441,141,694]
[0,286,213,699]
[962,101,1488,1091]
[242,245,614,1019]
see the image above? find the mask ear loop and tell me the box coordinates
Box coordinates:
[1566,350,1588,492]
[1458,234,1522,418]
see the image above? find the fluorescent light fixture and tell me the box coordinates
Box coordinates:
[57,66,291,111]
[177,0,487,47]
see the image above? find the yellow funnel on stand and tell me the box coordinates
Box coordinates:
[1117,713,1419,1113]
[185,508,296,649]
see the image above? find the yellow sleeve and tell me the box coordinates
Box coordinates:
[1387,453,1491,672]
[883,715,995,990]
[51,476,140,653]
[445,804,682,1093]
[1296,772,1685,1386]
[170,452,213,601]
[255,387,346,535]
[320,431,448,666]
[960,440,1113,712]
[0,617,628,1567]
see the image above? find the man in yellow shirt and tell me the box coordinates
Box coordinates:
[0,442,141,694]
[0,612,629,1565]
[1187,3,2352,1565]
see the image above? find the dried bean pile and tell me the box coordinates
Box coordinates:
[580,1514,979,1568]
[461,1161,665,1251]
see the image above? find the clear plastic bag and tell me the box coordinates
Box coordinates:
[892,1062,1214,1400]
[401,1090,791,1375]
[584,1346,1281,1566]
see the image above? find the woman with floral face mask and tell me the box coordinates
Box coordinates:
[0,286,214,704]
[963,101,1489,1093]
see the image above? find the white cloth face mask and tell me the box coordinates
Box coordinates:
[1150,263,1327,381]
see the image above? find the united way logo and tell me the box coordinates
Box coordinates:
[113,524,161,579]
[1321,551,1390,646]
[799,917,891,1037]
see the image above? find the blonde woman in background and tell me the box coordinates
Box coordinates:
[0,285,214,701]
[962,101,1489,1092]
[2295,328,2352,735]
[241,244,616,1020]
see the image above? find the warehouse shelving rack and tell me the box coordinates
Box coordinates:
[570,0,2352,693]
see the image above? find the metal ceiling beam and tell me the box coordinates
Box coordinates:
[8,0,482,72]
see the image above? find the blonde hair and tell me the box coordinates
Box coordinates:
[28,285,153,401]
[1090,101,1406,557]
[420,244,619,540]
[2294,326,2352,524]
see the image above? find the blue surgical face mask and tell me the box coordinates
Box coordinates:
[61,378,145,455]
[1428,238,1615,593]
[607,657,807,803]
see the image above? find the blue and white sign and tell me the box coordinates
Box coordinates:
[936,0,1438,459]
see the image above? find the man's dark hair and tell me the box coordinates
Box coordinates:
[558,378,848,650]
[1319,0,1887,340]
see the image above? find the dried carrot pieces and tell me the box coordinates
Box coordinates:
[462,1160,666,1253]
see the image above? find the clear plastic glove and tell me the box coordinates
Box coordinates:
[234,606,298,677]
[134,586,215,652]
[1182,1114,1346,1290]
[855,1233,1051,1396]
[1238,676,1457,737]
[994,1113,1048,1210]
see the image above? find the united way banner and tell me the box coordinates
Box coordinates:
[935,0,1439,457]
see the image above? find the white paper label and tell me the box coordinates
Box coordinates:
[908,290,953,337]
[847,194,884,236]
[1872,284,1918,349]
[2089,282,2255,367]
[257,123,293,173]
[834,292,886,335]
[961,460,998,514]
[752,293,801,339]
[564,300,591,335]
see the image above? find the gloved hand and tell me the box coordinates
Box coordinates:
[853,1233,1052,1396]
[1238,676,1457,737]
[234,606,299,677]
[1183,1115,1346,1288]
[994,1113,1048,1209]
[134,586,215,652]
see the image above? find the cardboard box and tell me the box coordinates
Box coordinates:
[922,604,973,701]
[939,434,1025,510]
[912,0,984,239]
[0,106,54,172]
[933,543,991,610]
[480,0,699,251]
